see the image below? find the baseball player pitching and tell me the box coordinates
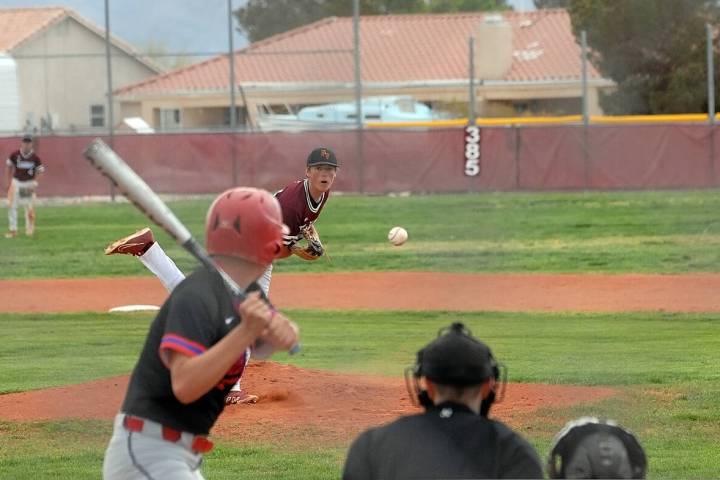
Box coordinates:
[5,134,44,238]
[102,187,299,480]
[104,147,339,404]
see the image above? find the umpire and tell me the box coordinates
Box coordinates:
[343,322,543,480]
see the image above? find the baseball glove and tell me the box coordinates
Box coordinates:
[291,224,324,261]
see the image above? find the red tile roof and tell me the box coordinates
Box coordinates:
[0,6,161,72]
[0,6,67,51]
[117,9,602,96]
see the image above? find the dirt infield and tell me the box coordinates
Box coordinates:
[0,362,616,444]
[3,271,706,442]
[3,272,720,313]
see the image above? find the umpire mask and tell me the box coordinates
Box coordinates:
[404,322,504,417]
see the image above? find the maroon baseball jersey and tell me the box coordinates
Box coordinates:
[274,179,330,248]
[7,150,44,181]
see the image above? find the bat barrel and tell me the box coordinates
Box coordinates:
[83,138,193,245]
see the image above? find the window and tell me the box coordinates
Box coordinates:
[90,105,105,127]
[159,108,182,130]
[396,98,415,113]
[223,107,246,126]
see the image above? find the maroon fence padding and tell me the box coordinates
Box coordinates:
[588,125,716,189]
[517,126,586,190]
[3,124,719,197]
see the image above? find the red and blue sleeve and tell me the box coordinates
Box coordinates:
[158,288,217,368]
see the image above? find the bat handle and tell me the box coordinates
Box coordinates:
[230,291,301,356]
[252,338,301,358]
[183,239,299,354]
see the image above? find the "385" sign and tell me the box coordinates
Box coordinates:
[464,125,481,176]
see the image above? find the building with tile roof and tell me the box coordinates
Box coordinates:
[115,9,614,131]
[0,6,161,134]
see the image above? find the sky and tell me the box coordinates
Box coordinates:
[0,0,535,64]
[0,0,249,59]
[508,0,535,11]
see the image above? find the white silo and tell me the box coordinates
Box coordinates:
[0,54,20,132]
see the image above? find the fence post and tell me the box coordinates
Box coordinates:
[227,0,239,187]
[104,0,115,201]
[464,37,487,192]
[707,23,716,185]
[353,0,364,193]
[581,30,590,190]
[468,36,476,125]
[514,126,521,190]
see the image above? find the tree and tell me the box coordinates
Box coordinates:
[568,0,719,114]
[422,0,509,13]
[141,39,192,71]
[235,0,508,43]
[534,0,570,8]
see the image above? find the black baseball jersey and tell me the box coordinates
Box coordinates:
[121,267,266,435]
[275,179,330,248]
[343,402,543,480]
[7,150,44,181]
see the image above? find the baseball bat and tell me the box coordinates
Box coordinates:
[83,138,299,354]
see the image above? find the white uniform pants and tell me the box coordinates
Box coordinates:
[140,243,273,297]
[7,178,37,234]
[103,414,205,480]
[139,242,273,392]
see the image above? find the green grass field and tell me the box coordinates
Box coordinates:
[3,190,720,278]
[2,191,720,479]
[1,311,719,478]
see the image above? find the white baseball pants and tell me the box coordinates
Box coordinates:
[7,178,37,234]
[103,414,205,480]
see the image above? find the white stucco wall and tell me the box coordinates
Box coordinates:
[13,16,159,132]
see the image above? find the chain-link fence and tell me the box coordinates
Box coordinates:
[4,5,720,196]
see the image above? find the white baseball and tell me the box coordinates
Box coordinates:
[388,226,408,246]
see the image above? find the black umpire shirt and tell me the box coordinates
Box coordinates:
[121,267,265,435]
[343,401,543,480]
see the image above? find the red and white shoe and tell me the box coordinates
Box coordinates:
[225,390,259,405]
[104,227,155,256]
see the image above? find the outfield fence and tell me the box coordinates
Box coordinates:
[2,123,718,197]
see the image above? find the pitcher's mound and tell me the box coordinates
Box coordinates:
[0,361,616,444]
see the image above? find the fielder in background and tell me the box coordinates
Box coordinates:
[103,187,299,480]
[5,134,44,238]
[104,146,338,405]
[342,322,543,480]
[547,417,647,479]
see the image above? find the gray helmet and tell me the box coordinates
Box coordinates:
[548,417,647,479]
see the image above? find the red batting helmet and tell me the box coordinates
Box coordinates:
[205,187,287,265]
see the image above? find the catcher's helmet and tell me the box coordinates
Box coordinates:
[548,417,647,479]
[205,187,287,265]
[307,147,338,167]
